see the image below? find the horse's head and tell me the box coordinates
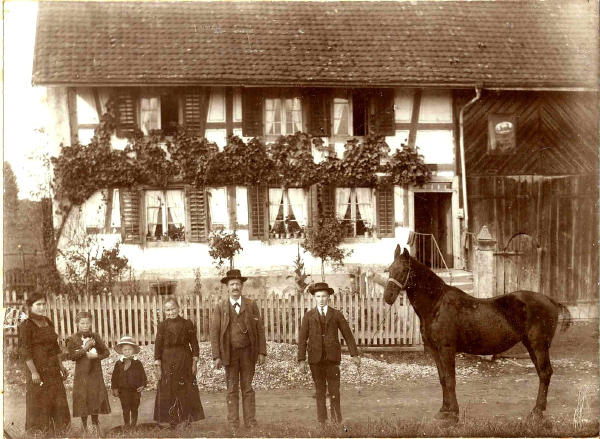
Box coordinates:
[383,244,411,305]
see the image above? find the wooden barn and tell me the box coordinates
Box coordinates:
[32,0,598,316]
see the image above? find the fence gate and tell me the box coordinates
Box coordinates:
[494,233,542,295]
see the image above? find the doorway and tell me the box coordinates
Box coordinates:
[414,192,453,268]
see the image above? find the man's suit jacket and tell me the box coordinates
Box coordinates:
[297,307,359,364]
[210,297,267,366]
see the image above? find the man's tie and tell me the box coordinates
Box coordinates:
[320,306,325,317]
[234,302,240,313]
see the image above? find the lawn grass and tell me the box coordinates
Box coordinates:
[10,413,594,438]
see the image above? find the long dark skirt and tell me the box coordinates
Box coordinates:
[154,345,204,424]
[25,368,71,434]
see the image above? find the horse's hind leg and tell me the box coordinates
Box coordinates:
[523,339,553,416]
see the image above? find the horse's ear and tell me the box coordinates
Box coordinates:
[394,244,402,260]
[403,247,409,257]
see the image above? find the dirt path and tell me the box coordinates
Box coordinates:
[5,364,597,436]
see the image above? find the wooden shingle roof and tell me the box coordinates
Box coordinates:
[32,0,598,89]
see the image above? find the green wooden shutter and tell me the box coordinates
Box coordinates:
[306,89,332,137]
[242,88,263,137]
[115,90,137,138]
[119,188,142,243]
[248,186,267,240]
[370,89,395,136]
[183,87,209,136]
[376,185,395,237]
[186,186,209,242]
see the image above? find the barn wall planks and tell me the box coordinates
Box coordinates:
[467,174,598,304]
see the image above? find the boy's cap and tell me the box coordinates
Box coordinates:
[115,335,141,355]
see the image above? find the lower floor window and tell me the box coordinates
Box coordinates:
[145,190,185,241]
[336,187,375,237]
[268,188,307,238]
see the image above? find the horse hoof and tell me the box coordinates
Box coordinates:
[434,411,459,423]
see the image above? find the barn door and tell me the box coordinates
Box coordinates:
[495,233,541,294]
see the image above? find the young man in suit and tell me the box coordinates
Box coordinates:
[210,269,267,430]
[298,282,360,424]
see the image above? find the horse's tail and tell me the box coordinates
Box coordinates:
[550,298,572,332]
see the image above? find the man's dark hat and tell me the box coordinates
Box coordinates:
[220,269,248,284]
[308,282,335,295]
[26,292,47,307]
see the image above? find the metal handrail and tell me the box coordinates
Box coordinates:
[412,232,453,283]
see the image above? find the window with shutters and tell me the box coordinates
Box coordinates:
[264,98,302,136]
[333,96,352,137]
[268,188,308,238]
[145,190,185,241]
[335,187,375,237]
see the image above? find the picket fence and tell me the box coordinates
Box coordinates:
[4,286,422,351]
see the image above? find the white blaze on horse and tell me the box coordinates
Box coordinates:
[384,245,571,421]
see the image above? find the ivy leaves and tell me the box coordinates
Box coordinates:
[52,101,431,208]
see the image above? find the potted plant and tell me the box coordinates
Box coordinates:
[364,224,373,238]
[273,221,286,239]
[286,215,301,238]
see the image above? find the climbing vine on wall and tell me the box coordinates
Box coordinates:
[52,100,431,210]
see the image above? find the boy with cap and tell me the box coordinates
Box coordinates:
[298,282,360,425]
[111,336,147,430]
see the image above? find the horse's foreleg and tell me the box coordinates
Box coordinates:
[428,347,450,413]
[438,347,459,416]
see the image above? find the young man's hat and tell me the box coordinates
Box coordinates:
[220,269,248,284]
[115,335,141,355]
[308,282,335,295]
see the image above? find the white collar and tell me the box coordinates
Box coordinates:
[119,355,138,362]
[229,297,242,306]
[317,305,328,314]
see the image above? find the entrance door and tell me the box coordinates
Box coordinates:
[414,192,453,268]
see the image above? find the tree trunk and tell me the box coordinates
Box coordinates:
[321,260,325,281]
[229,257,234,269]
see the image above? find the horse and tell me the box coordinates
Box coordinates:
[383,245,571,421]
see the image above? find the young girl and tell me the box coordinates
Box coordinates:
[66,311,111,433]
[111,335,147,430]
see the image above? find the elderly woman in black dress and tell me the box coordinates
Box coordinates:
[17,292,71,435]
[154,298,204,427]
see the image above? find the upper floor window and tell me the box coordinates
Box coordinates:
[336,187,375,237]
[265,98,302,135]
[333,97,351,136]
[145,189,185,241]
[268,188,307,238]
[139,94,179,136]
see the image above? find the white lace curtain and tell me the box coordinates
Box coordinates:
[166,190,185,227]
[287,188,307,227]
[208,188,228,227]
[335,188,352,220]
[145,190,163,235]
[268,188,284,229]
[355,188,374,227]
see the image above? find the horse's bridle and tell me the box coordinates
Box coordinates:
[387,255,412,291]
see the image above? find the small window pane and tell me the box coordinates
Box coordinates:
[207,87,226,122]
[333,98,350,136]
[166,190,185,241]
[140,97,161,134]
[146,190,164,240]
[76,88,100,124]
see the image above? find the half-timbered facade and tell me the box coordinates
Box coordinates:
[33,1,597,309]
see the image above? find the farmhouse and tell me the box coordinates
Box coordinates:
[33,1,597,316]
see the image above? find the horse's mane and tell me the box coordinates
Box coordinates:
[406,254,447,296]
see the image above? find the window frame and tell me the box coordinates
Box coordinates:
[331,90,354,139]
[267,187,308,240]
[207,186,230,231]
[143,188,187,243]
[336,187,376,239]
[137,89,183,136]
[264,96,303,137]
